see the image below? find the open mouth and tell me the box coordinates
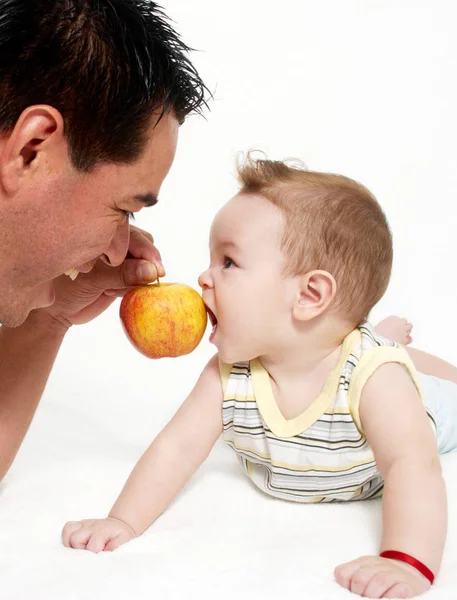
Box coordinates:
[205,306,218,341]
[63,261,97,281]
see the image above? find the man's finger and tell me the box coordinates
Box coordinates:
[69,294,117,325]
[134,260,160,283]
[130,225,154,244]
[84,259,159,292]
[128,227,164,275]
[104,289,130,298]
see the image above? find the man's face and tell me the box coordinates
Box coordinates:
[1,110,179,326]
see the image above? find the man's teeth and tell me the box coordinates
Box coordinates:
[64,268,80,281]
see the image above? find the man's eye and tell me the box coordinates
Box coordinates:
[124,211,135,222]
[223,257,235,269]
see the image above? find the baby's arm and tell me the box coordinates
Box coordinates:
[335,363,446,599]
[62,355,223,553]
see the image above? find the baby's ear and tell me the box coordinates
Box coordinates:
[292,270,337,321]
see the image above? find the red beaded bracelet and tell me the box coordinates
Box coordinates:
[380,550,435,585]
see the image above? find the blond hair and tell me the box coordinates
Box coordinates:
[237,154,392,326]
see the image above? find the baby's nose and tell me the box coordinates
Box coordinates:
[198,268,212,289]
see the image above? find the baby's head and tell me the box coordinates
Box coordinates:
[199,154,392,364]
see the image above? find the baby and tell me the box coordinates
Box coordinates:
[63,156,457,599]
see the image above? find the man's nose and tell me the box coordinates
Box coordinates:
[100,220,131,267]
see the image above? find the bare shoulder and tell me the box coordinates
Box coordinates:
[196,354,222,386]
[359,362,437,471]
[160,354,224,463]
[361,362,419,406]
[164,354,224,447]
[187,354,224,407]
[360,361,424,430]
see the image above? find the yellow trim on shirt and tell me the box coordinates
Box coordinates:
[248,329,361,438]
[219,360,233,395]
[347,346,425,434]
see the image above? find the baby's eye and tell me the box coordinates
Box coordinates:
[223,256,236,269]
[124,211,135,222]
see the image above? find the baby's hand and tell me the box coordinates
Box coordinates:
[62,517,137,553]
[334,555,431,598]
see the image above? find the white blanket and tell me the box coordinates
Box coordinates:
[1,367,457,600]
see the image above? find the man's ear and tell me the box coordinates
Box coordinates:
[0,105,65,195]
[292,270,337,321]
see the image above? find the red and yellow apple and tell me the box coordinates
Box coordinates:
[120,282,208,359]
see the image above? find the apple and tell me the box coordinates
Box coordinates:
[120,282,208,359]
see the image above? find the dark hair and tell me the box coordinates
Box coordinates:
[0,0,208,170]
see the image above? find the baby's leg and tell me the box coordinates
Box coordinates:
[375,315,457,384]
[404,347,457,385]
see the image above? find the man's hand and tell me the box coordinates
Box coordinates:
[62,517,137,553]
[334,555,431,598]
[41,225,165,329]
[0,227,165,481]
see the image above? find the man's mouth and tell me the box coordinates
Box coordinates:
[63,260,97,281]
[64,268,80,281]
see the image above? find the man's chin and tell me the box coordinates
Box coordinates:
[0,282,55,328]
[0,308,30,328]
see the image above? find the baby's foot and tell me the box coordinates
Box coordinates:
[374,316,413,345]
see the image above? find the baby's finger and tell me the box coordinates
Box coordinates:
[69,526,93,550]
[349,566,376,597]
[104,529,134,552]
[334,560,360,589]
[86,532,111,554]
[62,521,83,547]
[104,534,122,552]
[363,570,400,599]
[383,582,413,598]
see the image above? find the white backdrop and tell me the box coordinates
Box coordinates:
[2,1,457,599]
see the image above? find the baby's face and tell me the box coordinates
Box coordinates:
[198,193,296,363]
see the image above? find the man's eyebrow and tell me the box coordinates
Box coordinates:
[135,193,159,207]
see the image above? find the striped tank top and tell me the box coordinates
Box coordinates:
[220,322,430,503]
